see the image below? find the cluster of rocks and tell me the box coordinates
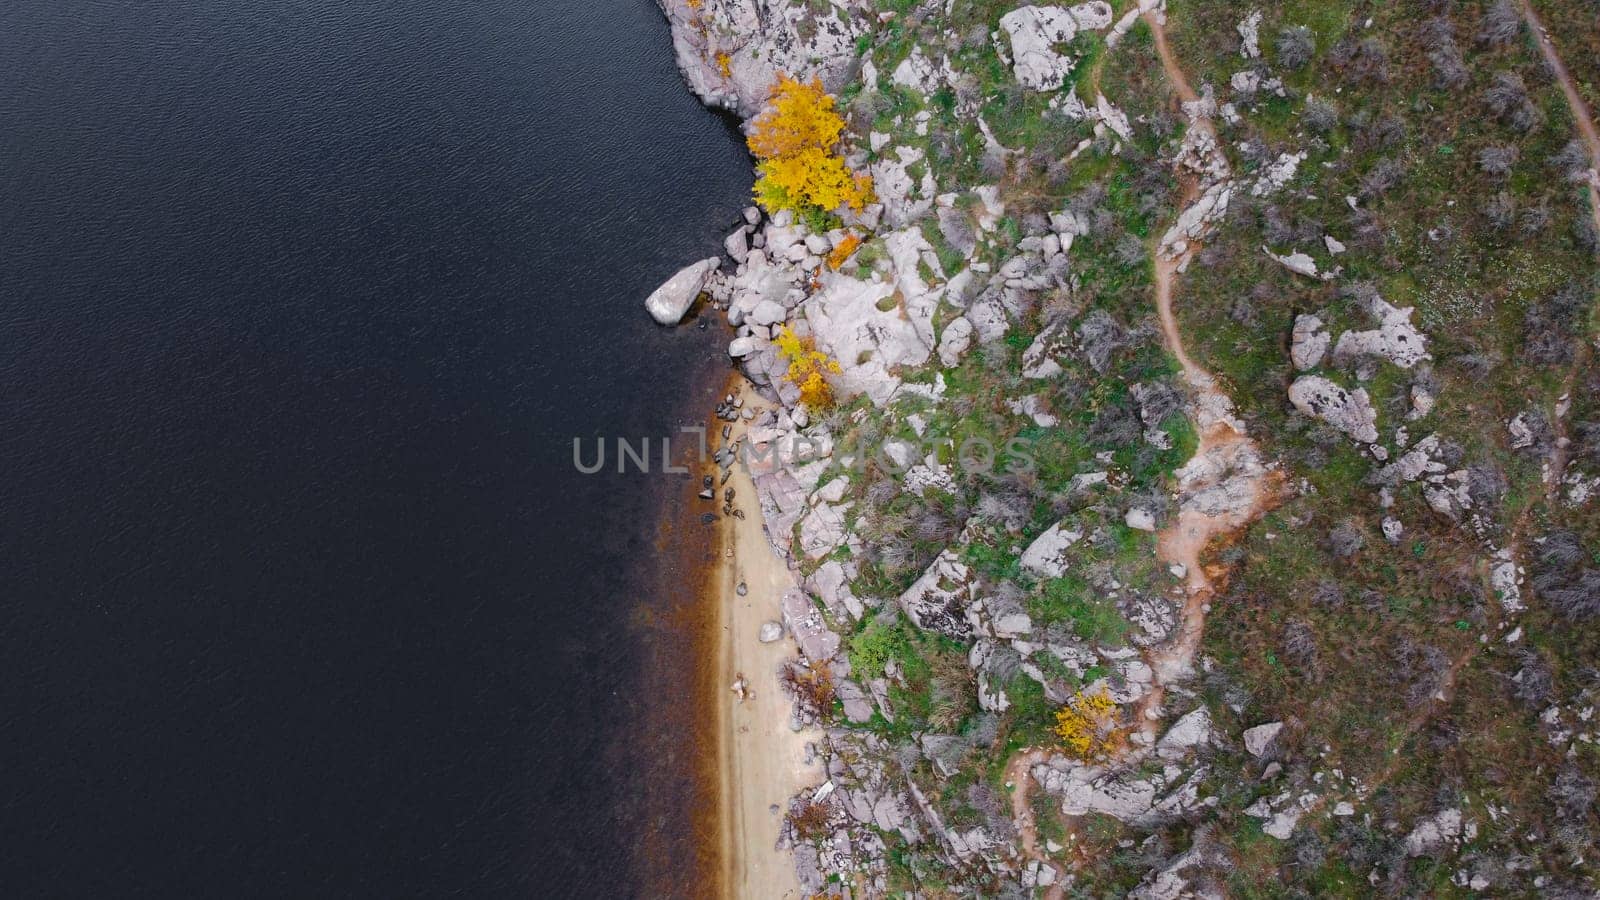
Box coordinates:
[656,0,866,117]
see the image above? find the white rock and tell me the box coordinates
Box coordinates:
[999,3,1114,91]
[1288,376,1379,443]
[1125,508,1157,531]
[1019,522,1083,577]
[659,0,866,119]
[748,299,787,327]
[1382,517,1404,543]
[898,550,975,638]
[1157,708,1215,759]
[1264,246,1325,279]
[1095,93,1132,141]
[758,621,783,642]
[1237,10,1263,58]
[1405,808,1463,857]
[1291,314,1329,370]
[1331,292,1430,369]
[1243,721,1283,757]
[1264,806,1304,840]
[724,228,749,263]
[644,257,720,325]
[1251,151,1306,197]
[937,316,975,367]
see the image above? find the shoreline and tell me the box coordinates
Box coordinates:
[707,375,817,900]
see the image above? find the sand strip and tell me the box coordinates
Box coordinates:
[712,378,819,900]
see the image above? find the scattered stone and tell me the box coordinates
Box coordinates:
[759,621,783,643]
[1243,721,1283,758]
[1290,314,1330,370]
[1237,10,1263,58]
[1125,507,1157,532]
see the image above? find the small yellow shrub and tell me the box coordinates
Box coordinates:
[774,325,841,410]
[1054,688,1119,759]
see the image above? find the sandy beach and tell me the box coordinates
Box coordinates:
[712,379,819,900]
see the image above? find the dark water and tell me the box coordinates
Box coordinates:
[0,2,748,895]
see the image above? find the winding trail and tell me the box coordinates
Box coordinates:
[1003,8,1281,879]
[1140,8,1283,720]
[1518,0,1600,238]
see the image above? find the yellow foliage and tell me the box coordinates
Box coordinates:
[716,52,732,78]
[746,75,871,216]
[827,233,862,269]
[774,325,841,409]
[1054,689,1119,759]
[755,147,869,214]
[748,75,844,160]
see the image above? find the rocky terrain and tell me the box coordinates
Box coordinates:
[653,0,1600,895]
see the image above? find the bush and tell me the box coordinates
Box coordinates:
[1276,26,1314,70]
[1477,144,1518,178]
[1484,71,1539,132]
[1478,0,1522,47]
[774,325,841,410]
[1304,97,1339,134]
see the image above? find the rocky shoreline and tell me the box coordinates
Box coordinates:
[648,0,1600,896]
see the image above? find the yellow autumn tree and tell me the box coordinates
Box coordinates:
[747,75,871,218]
[1054,688,1120,759]
[774,325,841,410]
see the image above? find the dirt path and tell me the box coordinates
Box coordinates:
[1141,8,1282,709]
[1517,0,1600,497]
[1004,748,1067,900]
[1145,9,1199,105]
[1519,0,1600,237]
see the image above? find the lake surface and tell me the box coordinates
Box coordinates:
[0,1,748,895]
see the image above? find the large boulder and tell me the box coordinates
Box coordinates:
[1330,291,1430,369]
[999,3,1114,91]
[1288,376,1378,443]
[898,550,975,639]
[644,257,720,325]
[1019,521,1083,578]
